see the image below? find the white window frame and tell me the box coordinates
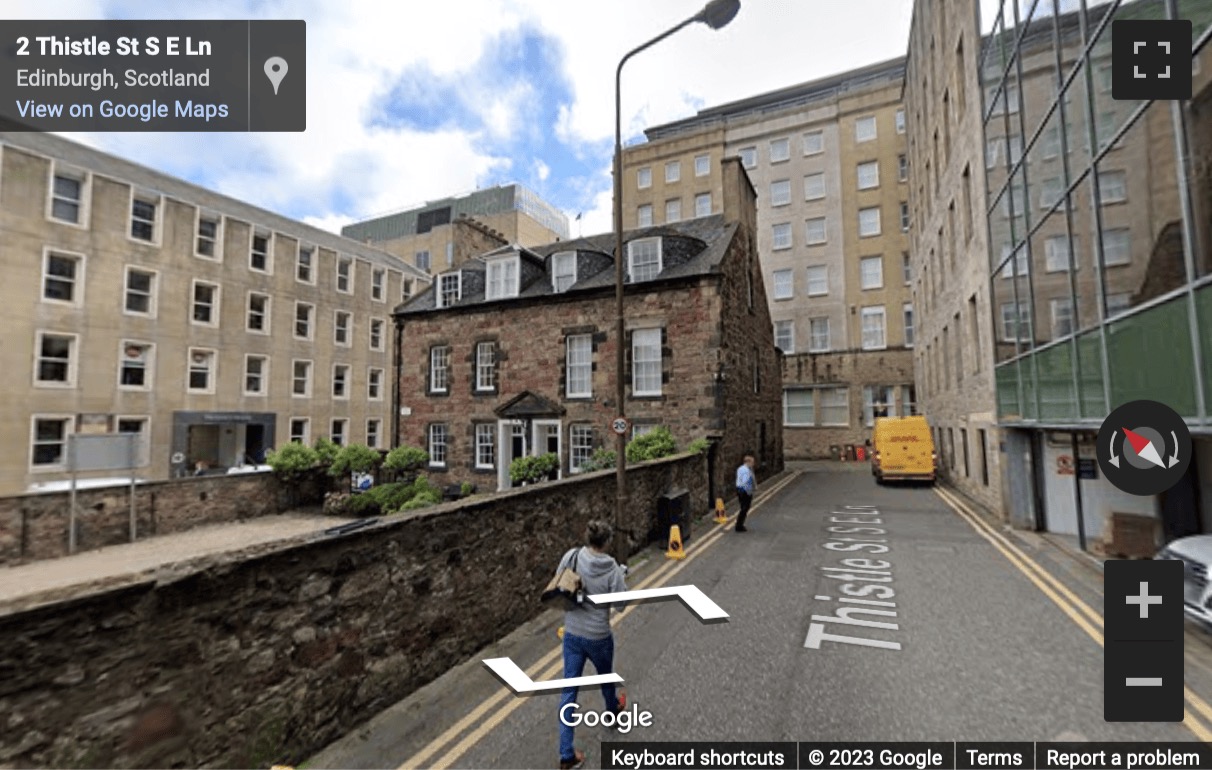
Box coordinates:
[244,354,269,396]
[820,387,850,427]
[665,160,681,183]
[115,416,151,468]
[186,347,217,394]
[47,165,90,227]
[904,304,915,347]
[475,423,495,469]
[1098,170,1127,203]
[1045,235,1077,272]
[900,202,911,232]
[41,247,85,307]
[695,192,711,218]
[783,389,815,427]
[294,301,315,340]
[428,423,448,468]
[371,267,386,302]
[332,363,350,400]
[250,228,273,274]
[694,154,710,177]
[368,367,384,400]
[631,328,662,397]
[774,320,795,354]
[331,418,348,447]
[665,198,681,223]
[33,330,77,388]
[486,256,520,300]
[336,255,354,294]
[857,161,880,190]
[861,306,887,351]
[569,425,594,473]
[366,419,382,450]
[898,154,909,182]
[1051,298,1075,338]
[296,243,315,284]
[1102,228,1132,266]
[804,173,825,201]
[772,269,793,300]
[552,251,577,293]
[863,385,896,428]
[809,317,830,352]
[769,138,791,163]
[859,207,881,237]
[128,190,162,246]
[430,345,451,393]
[334,310,352,347]
[566,334,593,398]
[246,291,271,334]
[191,280,221,328]
[195,210,222,261]
[637,205,653,228]
[1000,303,1033,342]
[120,265,158,318]
[805,217,827,245]
[370,318,385,351]
[739,147,757,168]
[860,256,884,290]
[770,179,792,206]
[803,131,824,156]
[896,109,906,134]
[292,359,313,398]
[903,252,913,284]
[806,265,828,297]
[289,417,310,444]
[30,414,75,471]
[773,222,793,250]
[437,272,462,307]
[117,340,155,391]
[637,167,652,189]
[855,115,877,142]
[415,250,431,271]
[627,237,662,282]
[476,341,497,391]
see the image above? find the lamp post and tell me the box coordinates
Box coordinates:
[612,0,740,564]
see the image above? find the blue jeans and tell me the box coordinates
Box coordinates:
[559,632,618,762]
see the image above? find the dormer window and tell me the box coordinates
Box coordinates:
[436,271,461,308]
[627,237,662,283]
[485,256,519,300]
[552,251,577,293]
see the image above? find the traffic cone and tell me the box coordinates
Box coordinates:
[666,524,685,560]
[714,498,728,525]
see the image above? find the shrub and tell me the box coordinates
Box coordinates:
[365,482,414,513]
[579,449,617,473]
[687,437,710,455]
[401,490,442,510]
[347,494,382,517]
[313,437,340,465]
[460,481,475,497]
[626,426,677,463]
[266,442,319,476]
[510,453,559,484]
[329,443,381,477]
[384,445,429,472]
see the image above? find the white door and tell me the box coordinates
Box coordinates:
[497,420,530,491]
[533,420,563,480]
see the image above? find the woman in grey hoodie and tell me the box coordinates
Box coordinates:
[556,519,628,770]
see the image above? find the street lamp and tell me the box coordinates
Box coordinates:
[612,0,740,564]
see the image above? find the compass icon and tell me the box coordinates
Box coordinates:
[1098,400,1192,496]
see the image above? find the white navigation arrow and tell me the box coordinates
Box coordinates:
[588,584,730,623]
[1110,430,1121,468]
[482,656,623,694]
[1169,430,1181,468]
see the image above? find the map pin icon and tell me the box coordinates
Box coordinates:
[264,57,288,95]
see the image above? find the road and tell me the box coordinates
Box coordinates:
[306,464,1212,769]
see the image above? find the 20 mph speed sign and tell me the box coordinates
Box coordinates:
[611,417,630,435]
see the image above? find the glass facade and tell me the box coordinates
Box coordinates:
[981,0,1212,425]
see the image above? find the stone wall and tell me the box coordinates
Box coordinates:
[0,452,707,769]
[0,471,328,566]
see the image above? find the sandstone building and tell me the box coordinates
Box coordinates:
[394,157,784,496]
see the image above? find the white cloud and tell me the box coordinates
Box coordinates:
[534,159,550,182]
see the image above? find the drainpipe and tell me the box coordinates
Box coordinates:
[392,315,404,448]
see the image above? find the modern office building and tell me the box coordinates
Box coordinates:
[341,184,570,274]
[0,132,430,496]
[908,0,1212,550]
[622,59,917,459]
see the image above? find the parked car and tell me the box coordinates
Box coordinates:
[1156,535,1212,629]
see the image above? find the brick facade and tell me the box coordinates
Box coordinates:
[395,158,783,497]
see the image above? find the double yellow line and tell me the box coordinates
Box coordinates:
[399,471,803,770]
[934,485,1212,741]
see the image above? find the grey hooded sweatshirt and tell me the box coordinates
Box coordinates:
[557,546,628,640]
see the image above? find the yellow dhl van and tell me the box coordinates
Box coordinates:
[871,415,937,484]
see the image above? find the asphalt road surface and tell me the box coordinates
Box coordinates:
[307,465,1212,770]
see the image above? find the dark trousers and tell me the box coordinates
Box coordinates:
[736,490,752,529]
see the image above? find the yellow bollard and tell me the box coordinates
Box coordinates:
[665,524,686,560]
[714,497,728,525]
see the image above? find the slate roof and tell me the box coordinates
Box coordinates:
[397,215,737,316]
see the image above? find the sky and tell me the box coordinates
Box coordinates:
[12,0,916,238]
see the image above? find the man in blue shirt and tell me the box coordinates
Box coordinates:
[735,453,756,532]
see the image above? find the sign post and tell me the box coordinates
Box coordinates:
[66,433,139,554]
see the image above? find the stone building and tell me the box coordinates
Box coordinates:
[623,58,916,459]
[341,183,569,274]
[394,157,784,497]
[0,131,430,496]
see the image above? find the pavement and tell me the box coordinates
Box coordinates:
[303,462,1212,770]
[0,511,354,614]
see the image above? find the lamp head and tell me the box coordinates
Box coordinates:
[697,0,740,29]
